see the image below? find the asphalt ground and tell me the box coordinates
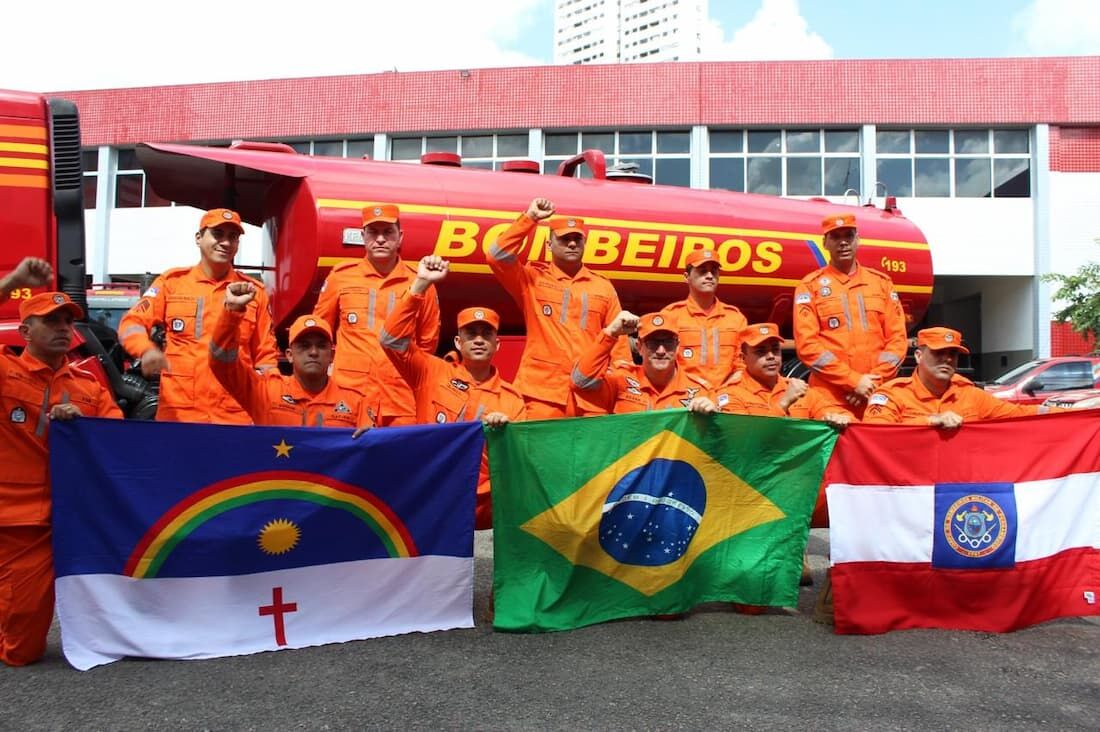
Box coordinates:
[3,530,1098,731]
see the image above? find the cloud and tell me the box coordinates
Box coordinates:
[2,0,547,92]
[703,0,832,61]
[1012,0,1100,55]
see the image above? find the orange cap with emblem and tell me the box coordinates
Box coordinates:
[821,213,857,236]
[917,327,969,354]
[548,216,586,237]
[638,313,677,340]
[362,204,400,226]
[738,323,783,347]
[685,248,721,270]
[288,315,333,345]
[456,307,500,331]
[19,291,83,321]
[199,208,245,233]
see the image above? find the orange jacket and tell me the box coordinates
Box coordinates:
[715,371,791,416]
[787,386,860,422]
[659,297,747,385]
[313,259,439,424]
[0,348,121,525]
[863,374,1041,424]
[209,309,377,429]
[119,265,278,424]
[488,213,630,409]
[572,331,713,413]
[381,291,525,529]
[793,263,907,398]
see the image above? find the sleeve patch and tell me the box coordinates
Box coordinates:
[889,291,899,301]
[869,393,889,406]
[142,287,159,297]
[795,292,811,305]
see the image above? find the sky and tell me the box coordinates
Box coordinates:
[2,0,1098,92]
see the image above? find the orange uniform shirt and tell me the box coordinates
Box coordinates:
[381,291,525,529]
[659,297,747,386]
[313,259,439,425]
[119,265,278,424]
[793,263,907,408]
[863,374,1041,424]
[0,347,122,525]
[488,214,631,412]
[715,371,790,417]
[787,386,860,422]
[572,332,713,413]
[209,310,377,429]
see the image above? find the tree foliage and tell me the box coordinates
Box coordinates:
[1043,244,1100,341]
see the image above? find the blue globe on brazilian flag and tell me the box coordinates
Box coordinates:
[488,411,838,631]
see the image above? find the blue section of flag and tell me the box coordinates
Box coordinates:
[931,482,1017,570]
[49,419,482,578]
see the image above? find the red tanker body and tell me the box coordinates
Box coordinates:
[137,143,933,341]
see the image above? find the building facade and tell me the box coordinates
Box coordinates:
[61,57,1100,380]
[554,0,708,64]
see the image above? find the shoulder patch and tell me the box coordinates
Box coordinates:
[160,266,192,279]
[330,260,361,273]
[869,393,889,406]
[795,292,811,305]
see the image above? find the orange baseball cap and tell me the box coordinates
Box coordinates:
[287,315,333,345]
[821,213,857,236]
[456,307,500,331]
[685,248,720,270]
[917,327,969,354]
[19,291,83,321]
[199,208,245,233]
[362,204,400,226]
[638,313,677,340]
[739,322,783,347]
[548,216,586,237]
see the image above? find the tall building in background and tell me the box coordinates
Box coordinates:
[554,0,708,64]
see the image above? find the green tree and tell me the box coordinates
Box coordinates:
[1043,242,1100,342]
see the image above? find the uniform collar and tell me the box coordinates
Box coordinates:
[909,372,970,402]
[444,351,500,387]
[358,257,415,283]
[189,263,244,286]
[547,261,594,282]
[824,262,861,284]
[682,295,728,318]
[18,348,69,376]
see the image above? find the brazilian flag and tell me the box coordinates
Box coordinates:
[488,410,838,631]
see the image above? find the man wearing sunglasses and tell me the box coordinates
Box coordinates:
[119,208,278,423]
[571,311,718,414]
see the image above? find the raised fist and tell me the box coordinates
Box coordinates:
[224,281,257,311]
[526,198,555,221]
[7,257,53,289]
[416,255,450,283]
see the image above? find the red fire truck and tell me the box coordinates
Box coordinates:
[2,88,934,413]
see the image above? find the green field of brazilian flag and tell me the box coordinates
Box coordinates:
[487,411,839,631]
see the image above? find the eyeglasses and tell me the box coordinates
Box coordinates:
[642,337,678,351]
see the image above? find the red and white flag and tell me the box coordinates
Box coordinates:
[825,412,1100,634]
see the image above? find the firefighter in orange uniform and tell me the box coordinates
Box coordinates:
[488,197,631,419]
[716,323,809,417]
[864,327,1048,426]
[1,259,122,666]
[313,204,440,426]
[571,311,718,414]
[209,282,378,429]
[380,256,524,529]
[119,208,278,423]
[793,213,907,417]
[659,248,747,385]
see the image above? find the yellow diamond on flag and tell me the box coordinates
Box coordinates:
[520,430,785,596]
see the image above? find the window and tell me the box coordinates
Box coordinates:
[708,128,860,196]
[279,138,375,159]
[875,128,1030,198]
[114,148,171,208]
[1035,362,1095,391]
[82,149,98,210]
[543,130,692,186]
[390,133,530,169]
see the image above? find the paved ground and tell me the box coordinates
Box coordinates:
[3,530,1098,731]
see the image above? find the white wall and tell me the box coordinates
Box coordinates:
[978,276,1035,354]
[894,198,1034,277]
[86,206,264,278]
[1047,172,1100,276]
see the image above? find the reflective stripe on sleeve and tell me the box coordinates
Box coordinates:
[487,243,516,263]
[378,328,410,353]
[810,351,837,371]
[209,341,240,363]
[877,352,901,366]
[571,366,601,390]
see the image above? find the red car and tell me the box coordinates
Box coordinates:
[983,356,1100,405]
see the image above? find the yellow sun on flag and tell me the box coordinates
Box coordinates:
[258,519,301,555]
